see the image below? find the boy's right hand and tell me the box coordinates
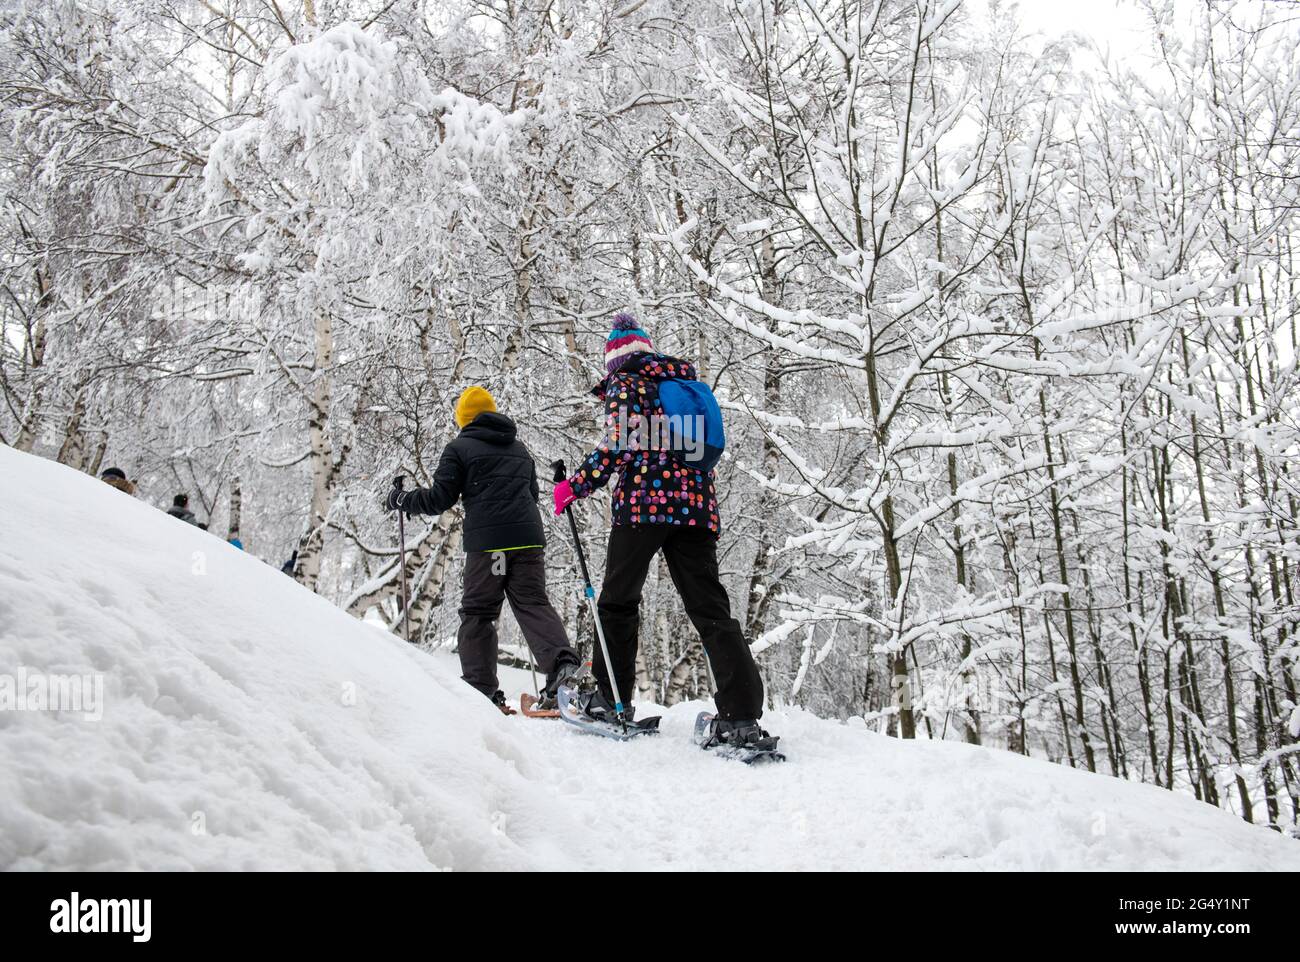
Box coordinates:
[384,486,408,513]
[553,479,577,515]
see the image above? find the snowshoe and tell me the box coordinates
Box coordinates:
[519,692,560,718]
[693,713,785,764]
[556,684,660,742]
[522,654,582,718]
[490,690,517,716]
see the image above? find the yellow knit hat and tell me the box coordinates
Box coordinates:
[455,386,497,428]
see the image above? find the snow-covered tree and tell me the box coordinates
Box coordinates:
[1,0,1295,832]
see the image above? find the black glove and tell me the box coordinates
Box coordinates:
[384,486,408,513]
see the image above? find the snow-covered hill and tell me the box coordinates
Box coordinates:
[1,445,1296,871]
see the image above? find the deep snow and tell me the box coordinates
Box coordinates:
[1,445,1297,871]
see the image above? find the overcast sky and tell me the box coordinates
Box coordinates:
[1008,0,1151,42]
[970,0,1156,62]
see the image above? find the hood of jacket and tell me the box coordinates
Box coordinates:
[460,410,518,445]
[591,352,698,398]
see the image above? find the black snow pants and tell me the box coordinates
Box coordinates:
[593,524,764,720]
[458,548,574,698]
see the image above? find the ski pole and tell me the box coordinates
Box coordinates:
[526,647,540,698]
[392,475,413,645]
[552,459,627,728]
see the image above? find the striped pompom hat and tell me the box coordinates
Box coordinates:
[604,312,654,374]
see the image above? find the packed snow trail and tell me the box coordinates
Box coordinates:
[1,446,1297,871]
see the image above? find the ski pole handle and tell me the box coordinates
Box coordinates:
[389,475,410,519]
[550,460,567,484]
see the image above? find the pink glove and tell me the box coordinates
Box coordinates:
[553,479,577,516]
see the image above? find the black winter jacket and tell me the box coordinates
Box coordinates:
[167,504,200,527]
[401,412,545,553]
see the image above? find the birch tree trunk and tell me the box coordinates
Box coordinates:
[55,388,87,470]
[294,309,336,591]
[227,475,242,543]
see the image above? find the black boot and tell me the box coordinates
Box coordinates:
[536,653,582,710]
[570,686,636,724]
[700,717,779,753]
[490,690,517,716]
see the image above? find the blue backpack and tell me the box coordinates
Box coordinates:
[657,379,726,473]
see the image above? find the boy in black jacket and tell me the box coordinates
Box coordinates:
[386,386,580,712]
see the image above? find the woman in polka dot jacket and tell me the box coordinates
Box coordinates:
[551,314,774,753]
[566,352,720,534]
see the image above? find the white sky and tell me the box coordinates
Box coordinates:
[1005,0,1151,45]
[970,0,1158,65]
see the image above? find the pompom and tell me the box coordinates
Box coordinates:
[611,312,639,331]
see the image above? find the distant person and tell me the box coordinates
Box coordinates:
[99,467,136,496]
[384,385,580,714]
[166,493,202,526]
[280,550,298,575]
[228,538,244,551]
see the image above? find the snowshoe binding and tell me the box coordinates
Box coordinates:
[524,654,582,716]
[556,683,660,742]
[694,713,785,764]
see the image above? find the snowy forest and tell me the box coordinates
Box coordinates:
[1,0,1297,832]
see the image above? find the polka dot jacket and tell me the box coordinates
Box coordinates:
[567,352,721,537]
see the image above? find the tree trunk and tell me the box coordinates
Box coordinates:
[294,309,336,591]
[227,475,242,543]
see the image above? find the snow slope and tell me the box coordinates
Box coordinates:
[1,445,1297,871]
